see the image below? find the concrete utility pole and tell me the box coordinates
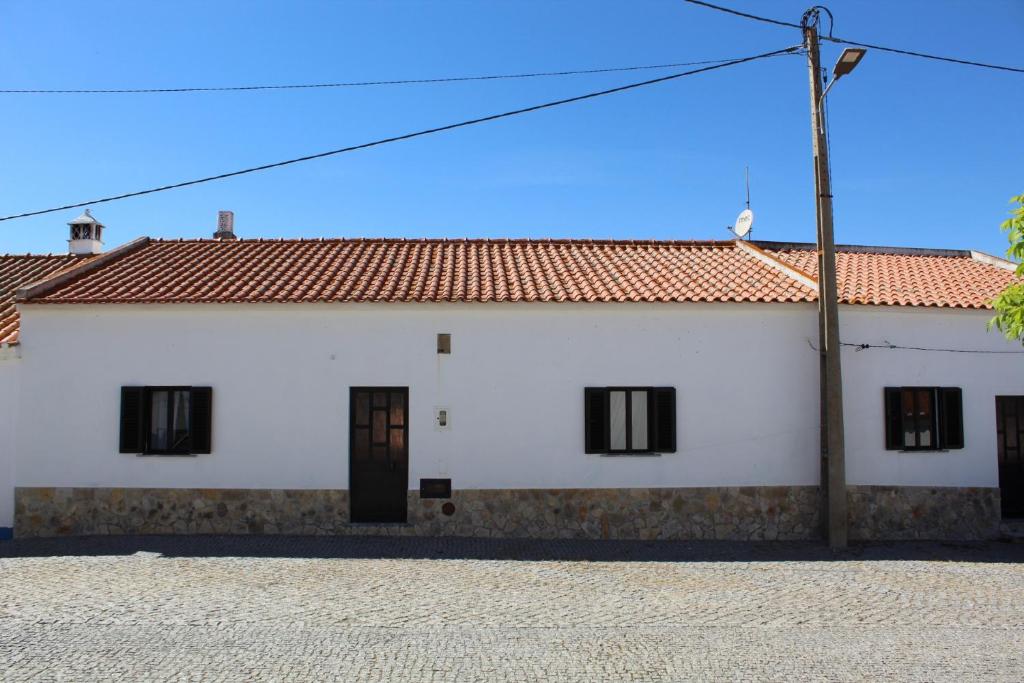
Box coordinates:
[803,17,848,548]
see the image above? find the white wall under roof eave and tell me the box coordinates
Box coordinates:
[0,348,19,528]
[838,304,1019,488]
[10,301,1023,493]
[14,301,820,490]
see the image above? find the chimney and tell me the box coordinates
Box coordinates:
[213,210,238,241]
[67,209,104,256]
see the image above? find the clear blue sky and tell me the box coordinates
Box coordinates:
[1,0,1021,255]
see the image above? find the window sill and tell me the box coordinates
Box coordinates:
[597,452,664,458]
[136,452,198,458]
[896,449,951,454]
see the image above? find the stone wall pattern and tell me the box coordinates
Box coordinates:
[13,485,999,541]
[847,485,1000,541]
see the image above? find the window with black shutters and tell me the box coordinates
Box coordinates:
[883,386,963,451]
[584,387,675,454]
[120,386,213,455]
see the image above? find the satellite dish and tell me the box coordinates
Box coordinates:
[734,208,754,238]
[726,167,756,239]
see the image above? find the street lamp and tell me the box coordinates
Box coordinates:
[821,48,868,105]
[832,48,867,79]
[803,18,867,549]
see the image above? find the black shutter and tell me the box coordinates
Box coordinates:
[652,387,676,453]
[190,387,213,454]
[584,388,608,453]
[884,387,903,450]
[938,387,964,449]
[119,387,145,453]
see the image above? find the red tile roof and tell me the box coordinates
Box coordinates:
[0,254,88,344]
[12,238,1017,316]
[21,238,817,305]
[758,242,1018,309]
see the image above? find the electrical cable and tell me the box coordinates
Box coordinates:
[842,341,1024,355]
[681,0,1024,74]
[808,338,1024,354]
[824,35,1024,74]
[682,0,802,29]
[801,6,835,37]
[0,46,800,223]
[0,55,796,94]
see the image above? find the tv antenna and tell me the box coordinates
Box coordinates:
[728,166,754,240]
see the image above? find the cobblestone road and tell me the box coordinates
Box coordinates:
[1,536,1023,681]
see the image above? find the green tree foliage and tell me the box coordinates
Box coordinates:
[990,194,1024,342]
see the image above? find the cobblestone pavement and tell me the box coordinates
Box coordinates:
[1,536,1023,681]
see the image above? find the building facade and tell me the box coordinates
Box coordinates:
[0,251,93,539]
[4,230,1022,541]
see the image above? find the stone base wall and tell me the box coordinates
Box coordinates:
[13,485,1000,541]
[847,485,1000,541]
[15,486,819,540]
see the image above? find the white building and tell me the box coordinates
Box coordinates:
[0,212,102,540]
[3,215,1022,540]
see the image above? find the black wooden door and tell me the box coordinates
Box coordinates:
[997,396,1024,519]
[350,387,408,523]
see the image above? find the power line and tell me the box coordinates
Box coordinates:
[825,36,1024,74]
[681,0,1024,75]
[808,338,1024,354]
[843,341,1024,355]
[0,56,790,95]
[0,46,799,223]
[682,0,801,29]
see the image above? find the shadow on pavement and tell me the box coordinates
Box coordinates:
[1,534,1022,563]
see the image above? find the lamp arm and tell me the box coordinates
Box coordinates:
[819,75,840,106]
[817,76,841,134]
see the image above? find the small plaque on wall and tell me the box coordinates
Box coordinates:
[420,478,452,499]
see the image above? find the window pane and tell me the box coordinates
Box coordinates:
[389,427,405,452]
[631,390,648,450]
[169,390,191,450]
[916,389,933,448]
[149,390,169,451]
[372,410,387,444]
[901,389,916,448]
[354,427,369,455]
[609,391,627,451]
[389,392,405,426]
[355,393,370,426]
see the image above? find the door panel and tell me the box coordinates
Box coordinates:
[350,387,408,523]
[997,396,1024,519]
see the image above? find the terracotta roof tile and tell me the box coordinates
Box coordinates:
[0,254,89,344]
[17,238,1017,311]
[759,243,1017,309]
[23,238,816,306]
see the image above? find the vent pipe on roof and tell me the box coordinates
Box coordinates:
[68,209,104,256]
[214,210,238,241]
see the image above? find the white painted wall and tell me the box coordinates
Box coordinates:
[12,302,1023,495]
[840,306,1023,487]
[15,302,821,491]
[0,348,19,528]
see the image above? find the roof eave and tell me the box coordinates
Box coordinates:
[735,240,819,292]
[16,237,150,303]
[970,250,1018,272]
